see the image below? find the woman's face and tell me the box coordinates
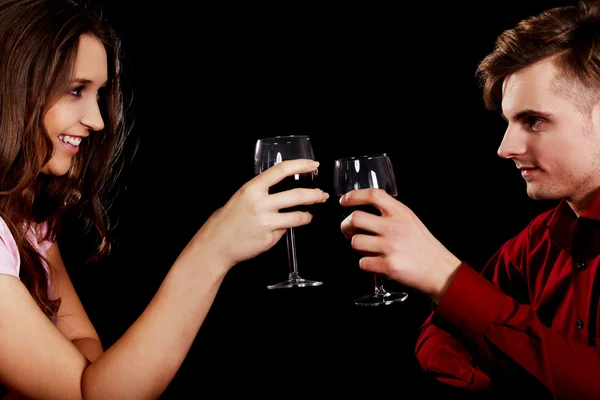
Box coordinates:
[41,34,107,176]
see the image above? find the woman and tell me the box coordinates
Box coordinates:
[0,0,328,398]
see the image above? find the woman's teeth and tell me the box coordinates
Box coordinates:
[58,134,82,146]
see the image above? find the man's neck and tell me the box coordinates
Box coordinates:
[566,187,600,217]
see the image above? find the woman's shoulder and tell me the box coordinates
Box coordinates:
[0,216,20,278]
[0,217,55,278]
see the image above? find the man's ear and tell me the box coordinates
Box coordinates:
[590,95,600,133]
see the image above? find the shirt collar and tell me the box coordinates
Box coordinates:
[547,191,600,249]
[580,189,600,222]
[547,199,576,249]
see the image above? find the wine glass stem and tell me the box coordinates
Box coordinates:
[286,228,300,280]
[373,273,387,296]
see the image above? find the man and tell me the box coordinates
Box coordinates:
[339,1,600,398]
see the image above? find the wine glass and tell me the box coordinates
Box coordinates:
[333,153,408,306]
[254,135,323,289]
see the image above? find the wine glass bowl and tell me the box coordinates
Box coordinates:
[254,135,323,289]
[333,153,408,306]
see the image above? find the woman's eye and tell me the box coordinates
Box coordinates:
[70,85,85,96]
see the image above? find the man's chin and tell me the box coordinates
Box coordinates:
[526,186,561,201]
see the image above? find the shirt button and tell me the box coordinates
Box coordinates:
[576,260,587,270]
[577,319,584,329]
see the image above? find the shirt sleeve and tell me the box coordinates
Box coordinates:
[431,260,600,399]
[29,221,54,255]
[0,217,20,278]
[415,309,493,391]
[416,219,600,398]
[416,230,529,391]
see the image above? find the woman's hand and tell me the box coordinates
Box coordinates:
[191,159,328,272]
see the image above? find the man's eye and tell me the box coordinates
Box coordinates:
[526,117,543,130]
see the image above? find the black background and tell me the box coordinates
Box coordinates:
[59,1,572,398]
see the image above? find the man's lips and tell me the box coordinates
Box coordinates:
[519,167,540,178]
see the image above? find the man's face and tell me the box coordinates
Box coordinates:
[498,57,600,208]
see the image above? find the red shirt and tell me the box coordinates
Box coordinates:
[415,194,600,399]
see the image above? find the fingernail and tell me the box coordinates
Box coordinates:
[339,194,345,203]
[323,192,329,200]
[312,160,320,167]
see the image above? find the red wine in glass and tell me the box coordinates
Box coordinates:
[333,153,408,306]
[254,135,323,289]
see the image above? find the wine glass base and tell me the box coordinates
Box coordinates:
[267,277,323,289]
[354,291,408,307]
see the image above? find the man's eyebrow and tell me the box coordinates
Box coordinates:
[501,109,553,122]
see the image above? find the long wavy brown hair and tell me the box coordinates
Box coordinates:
[0,0,128,319]
[477,0,600,115]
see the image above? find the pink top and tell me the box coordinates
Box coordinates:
[0,216,54,290]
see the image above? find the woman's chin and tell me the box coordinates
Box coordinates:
[40,161,71,177]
